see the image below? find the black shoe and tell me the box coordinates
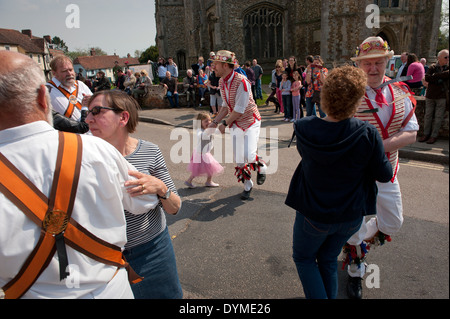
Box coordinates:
[257,172,266,185]
[346,276,363,299]
[240,188,252,200]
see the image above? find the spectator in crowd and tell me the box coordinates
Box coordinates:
[419,49,449,144]
[157,57,167,83]
[305,55,327,118]
[252,59,264,100]
[93,71,111,92]
[405,53,425,95]
[115,69,126,91]
[197,68,208,106]
[280,71,292,122]
[183,69,197,107]
[166,57,179,80]
[285,56,301,82]
[207,64,222,117]
[396,52,409,79]
[243,61,256,100]
[124,69,136,95]
[132,69,152,100]
[160,71,179,108]
[192,56,206,76]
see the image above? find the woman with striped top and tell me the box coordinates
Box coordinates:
[86,90,183,299]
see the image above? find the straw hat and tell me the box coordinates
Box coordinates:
[351,36,394,61]
[210,50,237,66]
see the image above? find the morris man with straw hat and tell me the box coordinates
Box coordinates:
[208,50,267,200]
[342,36,419,299]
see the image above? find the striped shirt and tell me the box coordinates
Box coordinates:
[124,139,179,249]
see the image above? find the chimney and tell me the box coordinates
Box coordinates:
[21,29,32,38]
[90,48,96,56]
[43,35,51,43]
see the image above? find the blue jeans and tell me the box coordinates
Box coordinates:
[282,94,292,119]
[305,97,326,117]
[123,227,183,299]
[292,212,363,299]
[255,78,263,99]
[167,91,179,108]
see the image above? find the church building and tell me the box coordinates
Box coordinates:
[155,0,442,71]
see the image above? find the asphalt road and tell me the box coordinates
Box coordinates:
[131,121,449,300]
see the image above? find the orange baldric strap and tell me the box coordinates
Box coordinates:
[47,81,82,118]
[0,132,141,299]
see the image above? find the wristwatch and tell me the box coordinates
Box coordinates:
[158,188,171,200]
[222,120,228,127]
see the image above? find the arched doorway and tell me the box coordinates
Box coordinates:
[377,27,399,54]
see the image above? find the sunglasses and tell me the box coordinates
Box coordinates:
[88,106,121,116]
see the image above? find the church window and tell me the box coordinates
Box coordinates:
[243,5,284,60]
[374,0,400,7]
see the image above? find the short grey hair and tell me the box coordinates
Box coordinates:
[0,57,46,113]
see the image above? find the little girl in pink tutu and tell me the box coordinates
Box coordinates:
[185,112,224,188]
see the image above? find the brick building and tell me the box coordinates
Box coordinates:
[155,0,442,71]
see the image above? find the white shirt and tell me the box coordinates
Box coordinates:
[396,63,407,79]
[221,71,251,114]
[365,85,419,132]
[48,78,92,121]
[0,121,158,298]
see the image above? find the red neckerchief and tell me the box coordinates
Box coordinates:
[374,87,388,108]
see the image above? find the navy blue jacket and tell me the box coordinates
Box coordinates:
[285,116,393,224]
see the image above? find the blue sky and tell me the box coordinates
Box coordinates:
[0,0,157,57]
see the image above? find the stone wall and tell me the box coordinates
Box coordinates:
[155,0,441,73]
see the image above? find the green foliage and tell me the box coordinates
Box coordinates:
[139,45,159,64]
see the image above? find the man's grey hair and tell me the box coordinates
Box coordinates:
[0,57,46,113]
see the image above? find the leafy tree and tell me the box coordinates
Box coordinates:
[51,36,68,52]
[139,45,159,64]
[66,47,108,60]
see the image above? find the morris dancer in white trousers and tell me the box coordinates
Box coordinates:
[343,37,419,299]
[208,50,266,200]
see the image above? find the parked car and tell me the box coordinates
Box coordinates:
[385,55,402,78]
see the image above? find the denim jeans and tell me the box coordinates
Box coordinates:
[282,94,292,119]
[167,91,179,108]
[255,78,263,99]
[292,212,363,299]
[305,97,326,117]
[123,227,183,299]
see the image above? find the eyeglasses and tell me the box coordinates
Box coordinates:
[88,106,121,116]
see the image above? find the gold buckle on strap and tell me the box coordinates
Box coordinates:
[42,210,69,235]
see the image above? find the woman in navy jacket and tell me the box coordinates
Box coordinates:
[285,66,393,299]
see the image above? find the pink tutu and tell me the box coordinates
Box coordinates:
[187,151,224,177]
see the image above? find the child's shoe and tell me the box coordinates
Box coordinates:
[205,182,219,187]
[184,181,196,188]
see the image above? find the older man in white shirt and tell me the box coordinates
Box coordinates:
[344,37,418,299]
[47,56,92,122]
[0,51,158,299]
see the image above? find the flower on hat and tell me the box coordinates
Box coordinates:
[351,36,394,61]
